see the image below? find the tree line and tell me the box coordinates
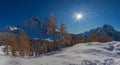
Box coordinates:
[3,23,77,58]
[4,31,30,57]
[3,25,112,58]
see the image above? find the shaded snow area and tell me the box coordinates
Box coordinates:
[1,41,120,65]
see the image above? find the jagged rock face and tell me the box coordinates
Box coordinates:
[102,24,116,33]
[23,15,57,34]
[91,25,116,35]
[23,16,58,39]
[41,18,50,33]
[24,16,41,29]
[80,24,120,41]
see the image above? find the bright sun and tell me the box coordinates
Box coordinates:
[76,14,83,19]
[73,12,86,22]
[73,9,90,22]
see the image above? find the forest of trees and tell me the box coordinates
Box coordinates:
[86,34,112,42]
[4,31,30,57]
[3,25,112,58]
[3,25,77,58]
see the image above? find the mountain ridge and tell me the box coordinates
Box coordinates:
[80,24,120,41]
[1,14,120,41]
[2,14,59,39]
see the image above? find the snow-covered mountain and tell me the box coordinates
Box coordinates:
[80,24,120,41]
[2,15,59,39]
[0,41,120,65]
[2,25,22,34]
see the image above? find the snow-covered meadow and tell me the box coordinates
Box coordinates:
[0,41,120,65]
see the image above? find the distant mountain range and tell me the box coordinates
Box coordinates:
[80,24,120,41]
[1,15,120,41]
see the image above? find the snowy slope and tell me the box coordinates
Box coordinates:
[1,41,120,65]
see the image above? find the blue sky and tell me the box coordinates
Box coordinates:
[0,0,120,34]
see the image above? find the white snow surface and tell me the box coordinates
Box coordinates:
[0,41,120,65]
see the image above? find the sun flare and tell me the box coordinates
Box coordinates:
[76,14,83,19]
[73,13,84,22]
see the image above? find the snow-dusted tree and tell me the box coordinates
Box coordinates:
[46,41,54,52]
[87,34,112,42]
[50,13,57,30]
[20,31,30,58]
[37,41,42,55]
[75,36,81,43]
[65,33,74,46]
[98,34,112,42]
[30,42,34,56]
[47,13,57,34]
[3,44,9,55]
[54,39,59,50]
[47,21,53,34]
[57,23,67,48]
[10,33,18,57]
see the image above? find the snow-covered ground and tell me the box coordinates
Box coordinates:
[1,41,120,65]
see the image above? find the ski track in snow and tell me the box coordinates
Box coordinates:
[0,41,120,65]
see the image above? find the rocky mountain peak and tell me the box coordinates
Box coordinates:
[24,16,41,28]
[80,24,120,41]
[102,24,116,33]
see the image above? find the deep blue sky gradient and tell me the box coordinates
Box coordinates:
[0,0,120,34]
